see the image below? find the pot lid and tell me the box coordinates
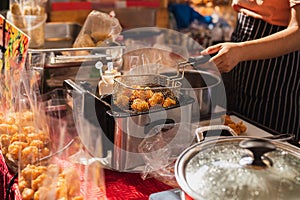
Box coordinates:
[175,137,300,200]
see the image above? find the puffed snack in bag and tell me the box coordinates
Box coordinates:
[73,10,122,48]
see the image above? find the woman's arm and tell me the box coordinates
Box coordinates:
[201,5,300,72]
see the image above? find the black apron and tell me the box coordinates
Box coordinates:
[226,12,300,142]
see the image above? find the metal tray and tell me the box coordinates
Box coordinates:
[29,22,124,69]
[27,22,124,93]
[45,22,81,49]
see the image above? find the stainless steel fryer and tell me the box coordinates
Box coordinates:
[64,79,194,171]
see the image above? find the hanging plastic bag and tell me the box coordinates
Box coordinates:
[138,122,196,188]
[73,10,122,48]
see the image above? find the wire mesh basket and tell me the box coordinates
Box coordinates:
[112,74,182,113]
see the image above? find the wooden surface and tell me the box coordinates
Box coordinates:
[49,10,91,25]
[49,7,169,28]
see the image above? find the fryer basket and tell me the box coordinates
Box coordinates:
[114,74,181,91]
[113,74,182,112]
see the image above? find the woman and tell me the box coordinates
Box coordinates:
[201,0,300,142]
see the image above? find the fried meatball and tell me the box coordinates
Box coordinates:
[7,141,28,160]
[131,99,149,112]
[0,134,11,148]
[163,97,177,108]
[223,115,247,135]
[21,146,39,165]
[41,147,51,158]
[21,165,46,182]
[22,188,35,200]
[18,178,29,192]
[31,173,47,191]
[22,126,36,134]
[10,133,27,143]
[30,140,44,149]
[0,124,18,135]
[148,92,164,107]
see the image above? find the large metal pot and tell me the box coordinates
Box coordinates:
[175,136,300,200]
[163,70,222,121]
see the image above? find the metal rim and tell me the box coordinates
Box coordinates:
[175,136,300,200]
[180,70,221,90]
[113,74,182,90]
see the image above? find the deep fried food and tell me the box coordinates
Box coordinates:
[20,164,83,200]
[115,84,178,112]
[73,34,96,48]
[21,164,47,181]
[10,133,27,143]
[91,31,110,43]
[0,110,52,169]
[0,112,4,124]
[30,140,45,149]
[131,99,149,112]
[22,188,35,200]
[31,173,47,191]
[163,97,177,108]
[130,86,153,101]
[7,141,28,160]
[0,134,11,147]
[148,92,164,107]
[223,115,247,135]
[21,146,39,165]
[0,124,18,135]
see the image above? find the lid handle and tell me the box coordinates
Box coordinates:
[239,138,276,167]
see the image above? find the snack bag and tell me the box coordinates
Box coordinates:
[73,10,122,48]
[138,123,196,188]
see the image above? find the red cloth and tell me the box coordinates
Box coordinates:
[0,151,21,200]
[0,150,10,200]
[1,151,173,200]
[105,169,174,200]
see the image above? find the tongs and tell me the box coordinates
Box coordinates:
[168,54,211,82]
[178,54,211,69]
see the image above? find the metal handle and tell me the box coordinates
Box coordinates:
[195,125,237,142]
[239,138,276,167]
[178,55,211,69]
[263,133,295,142]
[144,119,175,135]
[188,55,211,66]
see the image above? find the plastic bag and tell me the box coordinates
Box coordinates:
[73,10,122,48]
[138,122,196,188]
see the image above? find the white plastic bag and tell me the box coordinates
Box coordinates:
[73,10,122,48]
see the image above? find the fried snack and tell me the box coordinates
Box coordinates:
[0,134,11,147]
[73,34,96,48]
[10,2,46,48]
[0,111,51,169]
[91,32,110,43]
[19,164,83,200]
[21,146,39,166]
[148,92,164,107]
[131,99,149,112]
[130,86,154,101]
[10,3,22,15]
[114,84,178,112]
[0,124,18,135]
[223,115,247,135]
[163,97,177,108]
[73,10,121,48]
[22,188,35,200]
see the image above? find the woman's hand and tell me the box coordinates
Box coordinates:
[201,42,244,73]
